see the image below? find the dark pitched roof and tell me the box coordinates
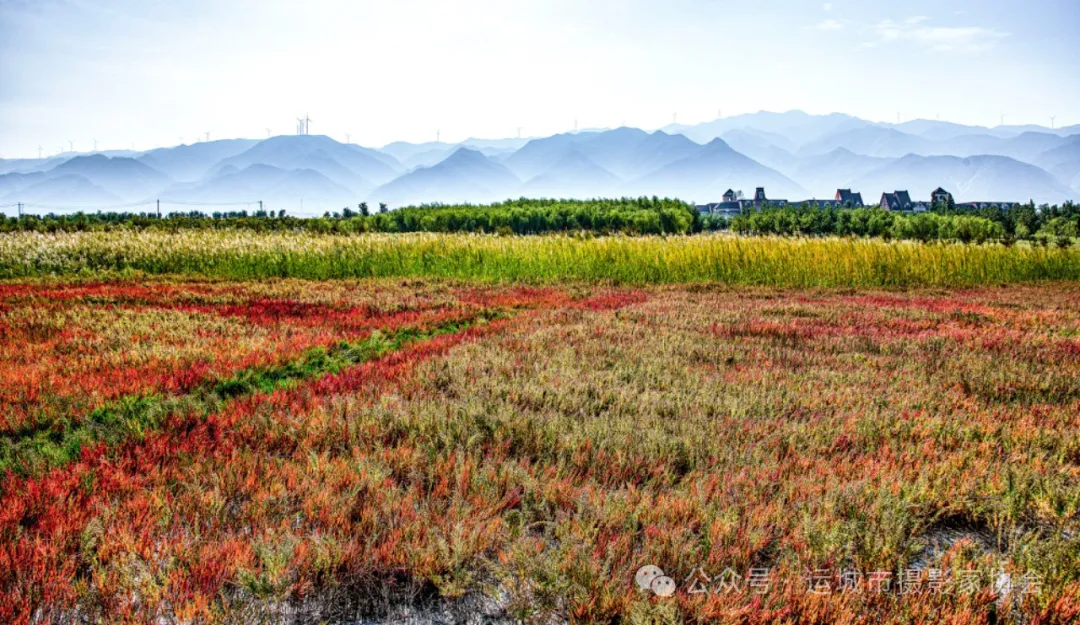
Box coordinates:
[836,189,864,206]
[880,191,914,209]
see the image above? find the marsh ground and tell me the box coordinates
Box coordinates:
[2,279,1078,624]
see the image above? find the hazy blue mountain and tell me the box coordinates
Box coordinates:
[799,127,932,158]
[161,162,360,212]
[935,132,1065,162]
[851,154,1075,204]
[522,150,620,198]
[890,120,986,141]
[502,134,583,181]
[0,172,47,197]
[161,164,291,203]
[618,131,705,180]
[380,137,528,170]
[400,147,457,170]
[628,138,807,202]
[2,174,123,206]
[47,155,172,201]
[0,156,72,176]
[265,169,356,211]
[794,127,1067,164]
[504,128,639,180]
[1036,135,1080,170]
[666,110,871,148]
[721,130,799,173]
[888,119,1077,140]
[370,147,521,205]
[1035,136,1080,194]
[379,141,452,163]
[505,128,699,182]
[137,139,259,182]
[786,148,896,199]
[216,135,401,187]
[6,113,1080,209]
[458,137,530,153]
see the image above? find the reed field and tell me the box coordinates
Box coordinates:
[1,277,1079,624]
[2,229,1080,286]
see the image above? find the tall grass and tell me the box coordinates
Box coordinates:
[3,230,1080,286]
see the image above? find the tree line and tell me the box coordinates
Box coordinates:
[2,197,1077,245]
[0,198,701,236]
[707,200,1079,246]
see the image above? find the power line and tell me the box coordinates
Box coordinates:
[159,199,261,207]
[4,197,269,216]
[20,200,156,211]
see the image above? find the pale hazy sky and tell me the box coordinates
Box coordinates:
[1,0,1078,158]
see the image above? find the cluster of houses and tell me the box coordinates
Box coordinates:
[698,187,1023,216]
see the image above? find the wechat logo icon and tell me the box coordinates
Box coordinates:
[635,565,676,597]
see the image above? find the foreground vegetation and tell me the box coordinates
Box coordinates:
[2,279,1078,623]
[3,230,1080,287]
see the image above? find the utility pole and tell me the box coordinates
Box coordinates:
[17,202,22,218]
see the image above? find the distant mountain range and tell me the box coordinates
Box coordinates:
[2,110,1078,214]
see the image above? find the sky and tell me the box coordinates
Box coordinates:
[1,0,1078,158]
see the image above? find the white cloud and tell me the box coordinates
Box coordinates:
[822,2,833,11]
[811,18,844,31]
[868,18,1008,53]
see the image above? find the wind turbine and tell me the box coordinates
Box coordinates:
[266,128,272,138]
[68,140,74,152]
[1051,116,1056,129]
[516,126,522,139]
[304,114,312,135]
[1000,114,1006,127]
[37,146,43,159]
[436,129,440,143]
[204,131,211,142]
[345,132,351,144]
[93,138,98,152]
